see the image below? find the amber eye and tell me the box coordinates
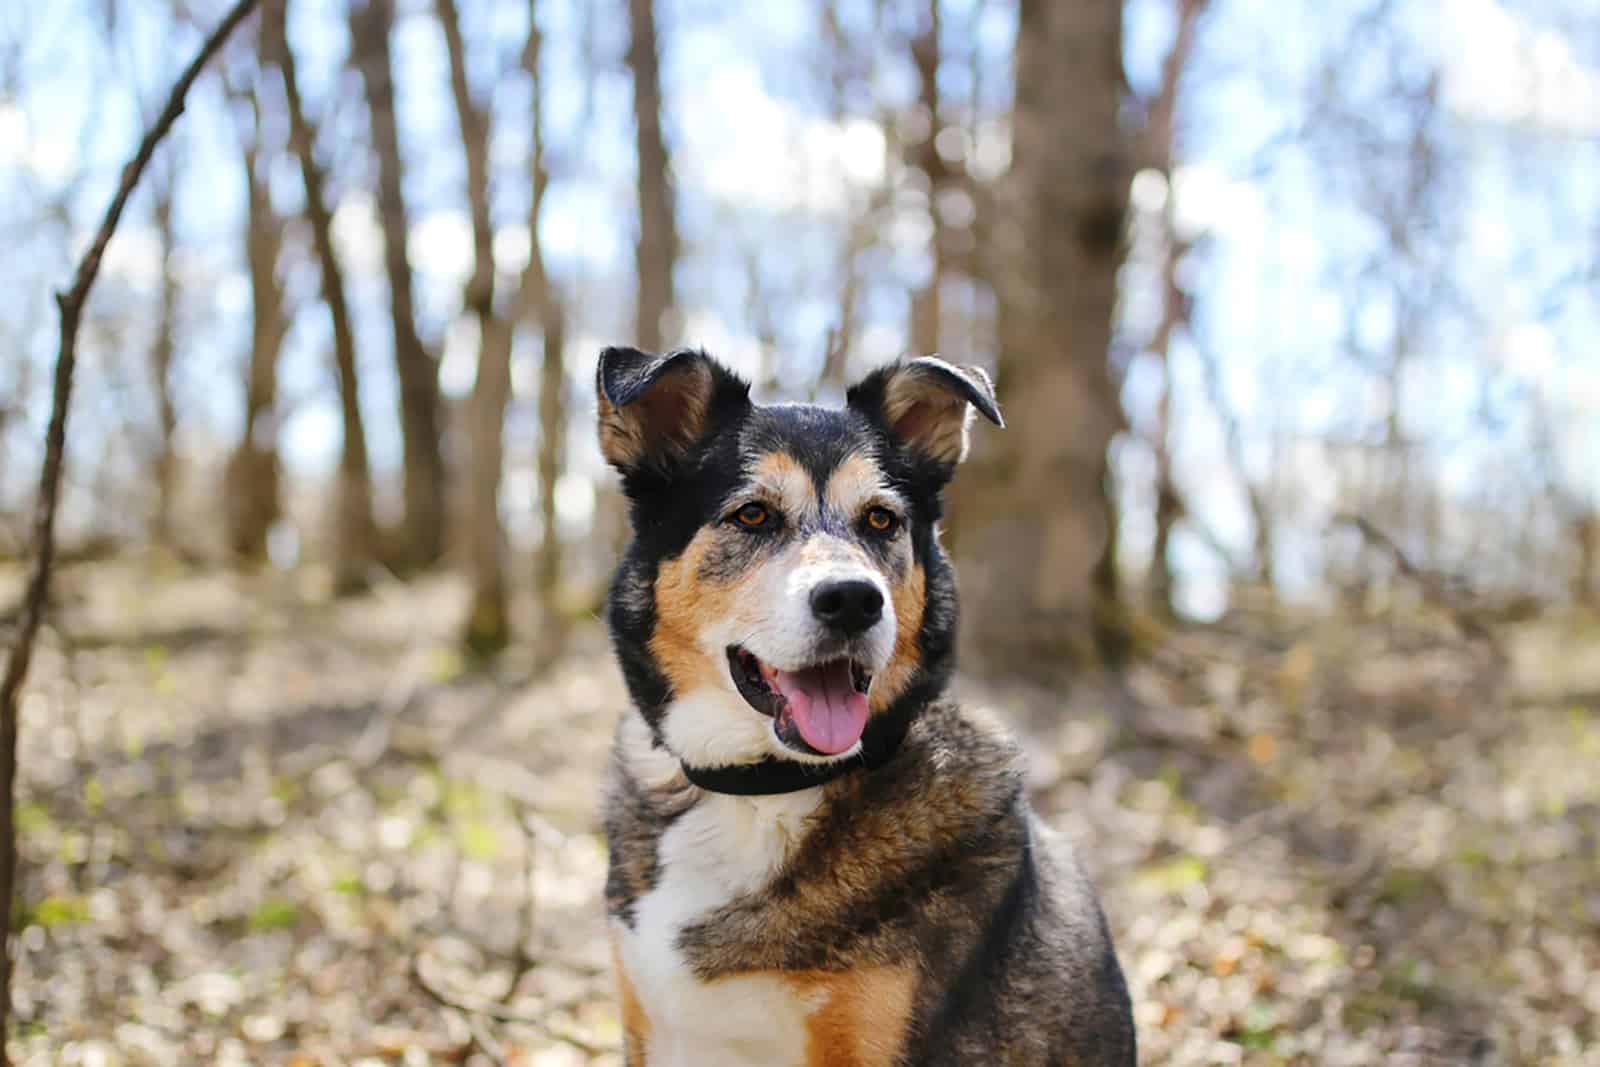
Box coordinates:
[734,502,771,529]
[865,507,899,534]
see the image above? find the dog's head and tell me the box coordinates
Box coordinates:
[598,346,1001,769]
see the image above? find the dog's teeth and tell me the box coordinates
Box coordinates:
[848,662,871,693]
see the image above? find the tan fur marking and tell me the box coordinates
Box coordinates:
[597,394,645,467]
[750,451,818,520]
[598,360,713,468]
[796,533,873,569]
[871,561,925,713]
[793,967,916,1067]
[612,933,651,1063]
[883,368,970,463]
[649,531,748,695]
[823,454,890,515]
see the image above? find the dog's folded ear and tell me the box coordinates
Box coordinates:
[597,346,750,472]
[847,356,1003,469]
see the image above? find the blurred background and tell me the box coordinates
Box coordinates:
[3,0,1599,1063]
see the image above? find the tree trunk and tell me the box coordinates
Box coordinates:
[1145,183,1182,619]
[436,0,511,655]
[1145,0,1206,617]
[1577,512,1598,609]
[0,364,29,536]
[1149,384,1181,616]
[223,77,287,561]
[350,0,446,570]
[147,170,180,548]
[533,316,565,605]
[1195,334,1275,589]
[1147,258,1181,615]
[522,0,567,623]
[950,0,1131,671]
[814,0,871,398]
[907,0,944,359]
[627,0,676,351]
[464,317,514,657]
[269,0,378,593]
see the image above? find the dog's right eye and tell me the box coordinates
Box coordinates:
[731,502,772,530]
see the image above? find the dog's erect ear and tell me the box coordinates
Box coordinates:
[847,356,1003,468]
[597,346,750,472]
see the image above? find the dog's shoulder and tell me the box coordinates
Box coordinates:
[847,698,1026,830]
[892,707,1135,1066]
[602,713,696,926]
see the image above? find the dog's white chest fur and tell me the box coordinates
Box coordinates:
[615,788,823,1067]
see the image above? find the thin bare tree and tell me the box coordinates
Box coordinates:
[627,0,675,351]
[222,54,289,561]
[435,0,513,655]
[1143,0,1207,616]
[906,0,945,359]
[1577,513,1599,609]
[350,0,447,570]
[523,0,568,628]
[812,0,894,397]
[267,0,379,593]
[146,158,180,548]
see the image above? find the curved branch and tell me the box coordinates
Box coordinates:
[0,0,263,1049]
[410,948,611,1057]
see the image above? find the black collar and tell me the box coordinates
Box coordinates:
[679,713,909,796]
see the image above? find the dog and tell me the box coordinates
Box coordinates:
[597,346,1134,1066]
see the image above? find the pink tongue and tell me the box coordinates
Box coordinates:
[771,661,869,755]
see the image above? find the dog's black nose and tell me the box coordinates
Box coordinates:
[810,579,884,635]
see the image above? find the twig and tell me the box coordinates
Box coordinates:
[506,801,540,999]
[463,1014,513,1067]
[350,673,425,772]
[0,0,263,1052]
[1335,513,1502,655]
[411,948,611,1057]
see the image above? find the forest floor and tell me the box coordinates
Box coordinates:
[4,558,1599,1066]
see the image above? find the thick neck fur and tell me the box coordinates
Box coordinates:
[603,697,1026,953]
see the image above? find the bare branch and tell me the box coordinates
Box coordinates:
[1140,0,1208,170]
[462,1013,513,1067]
[410,949,611,1058]
[1335,513,1502,656]
[0,0,263,1050]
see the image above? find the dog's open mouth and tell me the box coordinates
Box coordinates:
[727,646,872,757]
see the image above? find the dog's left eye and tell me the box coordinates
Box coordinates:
[732,502,772,529]
[864,507,900,534]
